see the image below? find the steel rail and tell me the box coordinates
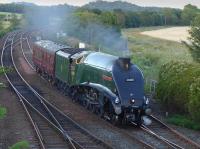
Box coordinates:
[150,115,200,149]
[20,33,35,70]
[13,32,79,149]
[20,33,71,138]
[3,31,113,149]
[1,32,46,149]
[1,32,78,149]
[140,125,181,149]
[16,92,46,149]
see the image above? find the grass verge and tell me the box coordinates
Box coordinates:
[122,27,193,81]
[166,115,200,131]
[0,105,7,119]
[9,141,29,149]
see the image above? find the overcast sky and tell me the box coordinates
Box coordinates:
[0,0,199,8]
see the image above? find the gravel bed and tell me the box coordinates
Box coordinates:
[150,97,200,146]
[0,37,39,148]
[0,77,40,149]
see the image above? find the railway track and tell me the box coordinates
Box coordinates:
[21,31,200,149]
[20,32,35,70]
[141,115,200,149]
[1,32,70,149]
[16,92,69,149]
[1,32,113,149]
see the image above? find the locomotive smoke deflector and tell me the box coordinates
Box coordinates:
[117,57,131,70]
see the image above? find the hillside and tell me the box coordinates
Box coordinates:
[83,1,163,12]
[14,2,36,7]
[0,3,76,14]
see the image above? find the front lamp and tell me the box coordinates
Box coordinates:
[144,96,149,105]
[115,97,120,104]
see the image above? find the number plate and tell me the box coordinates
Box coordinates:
[126,78,134,82]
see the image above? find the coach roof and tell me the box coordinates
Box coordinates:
[35,40,70,53]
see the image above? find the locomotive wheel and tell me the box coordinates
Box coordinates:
[82,99,87,107]
[88,103,93,111]
[73,94,79,102]
[71,88,79,102]
[96,106,104,118]
[136,118,142,127]
[83,99,90,109]
[51,80,56,86]
[90,104,95,113]
[36,66,39,73]
[57,81,61,90]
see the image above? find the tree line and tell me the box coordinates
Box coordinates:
[0,3,24,13]
[1,3,199,62]
[0,3,199,28]
[75,4,200,29]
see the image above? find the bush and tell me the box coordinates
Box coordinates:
[167,115,200,130]
[157,61,200,122]
[9,141,29,149]
[187,14,200,63]
[188,77,200,121]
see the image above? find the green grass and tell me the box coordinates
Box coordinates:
[122,27,193,81]
[9,141,29,149]
[167,115,200,131]
[0,12,22,18]
[123,27,200,130]
[0,11,23,29]
[0,105,7,119]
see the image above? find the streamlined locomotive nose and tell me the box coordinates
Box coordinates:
[117,57,131,70]
[112,57,145,107]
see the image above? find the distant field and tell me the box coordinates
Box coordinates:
[141,26,190,43]
[0,12,12,15]
[2,21,11,29]
[122,26,193,81]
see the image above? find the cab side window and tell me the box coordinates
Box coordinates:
[76,56,85,64]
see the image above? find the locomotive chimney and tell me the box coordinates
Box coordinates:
[117,57,131,70]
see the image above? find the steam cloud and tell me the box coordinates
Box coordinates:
[24,5,129,55]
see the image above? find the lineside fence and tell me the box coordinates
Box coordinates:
[145,79,158,99]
